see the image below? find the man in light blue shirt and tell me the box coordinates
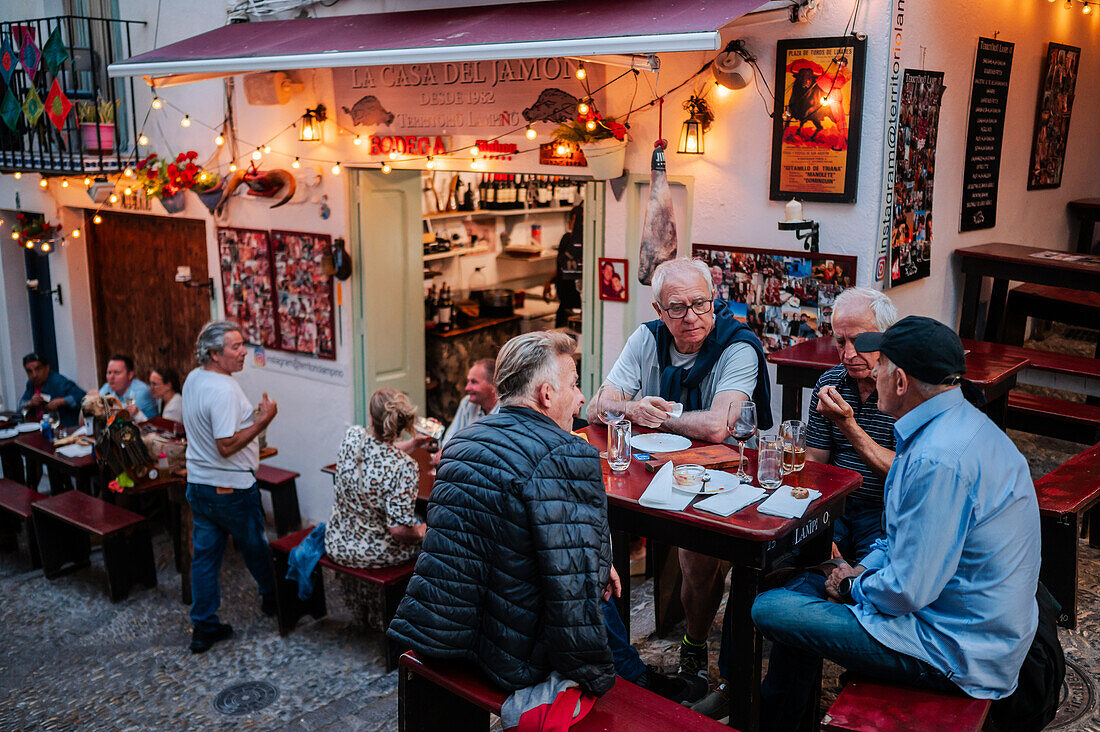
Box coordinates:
[99,354,159,420]
[752,316,1041,731]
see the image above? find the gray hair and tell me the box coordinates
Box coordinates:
[495,331,575,405]
[832,287,900,331]
[651,257,714,305]
[195,320,242,365]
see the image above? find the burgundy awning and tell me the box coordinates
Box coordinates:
[108,0,765,85]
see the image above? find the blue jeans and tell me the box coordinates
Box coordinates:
[187,483,276,632]
[602,599,646,682]
[832,498,885,563]
[752,573,955,732]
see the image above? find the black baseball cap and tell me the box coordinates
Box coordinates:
[853,316,966,385]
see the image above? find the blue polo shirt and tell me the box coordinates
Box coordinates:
[849,387,1040,699]
[100,378,159,420]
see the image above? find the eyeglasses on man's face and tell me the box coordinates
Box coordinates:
[659,298,714,320]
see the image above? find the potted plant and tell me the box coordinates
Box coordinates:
[551,105,629,180]
[76,99,118,154]
[11,212,63,252]
[137,150,206,214]
[193,170,225,213]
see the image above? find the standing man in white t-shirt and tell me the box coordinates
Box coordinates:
[183,321,279,653]
[587,257,772,716]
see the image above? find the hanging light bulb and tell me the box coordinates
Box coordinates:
[124,187,132,195]
[109,193,118,203]
[83,177,92,186]
[124,167,134,178]
[198,172,208,183]
[576,63,587,80]
[14,171,22,179]
[577,101,590,115]
[470,145,480,157]
[229,163,238,172]
[292,157,301,169]
[11,231,19,240]
[525,126,537,140]
[39,178,48,188]
[331,162,342,175]
[41,242,51,253]
[586,120,597,132]
[180,114,191,127]
[354,135,363,146]
[1085,2,1094,13]
[425,156,435,170]
[252,148,262,160]
[138,134,149,146]
[215,134,225,146]
[389,150,399,160]
[556,142,569,156]
[151,96,162,110]
[61,179,69,188]
[263,145,272,154]
[382,162,392,174]
[71,229,81,238]
[93,214,102,224]
[24,239,34,249]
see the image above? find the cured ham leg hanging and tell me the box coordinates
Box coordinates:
[637,101,677,285]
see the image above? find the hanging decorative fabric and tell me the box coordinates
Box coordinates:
[0,87,20,131]
[19,35,41,79]
[44,77,71,131]
[42,27,69,75]
[16,26,37,50]
[22,86,44,126]
[0,36,16,86]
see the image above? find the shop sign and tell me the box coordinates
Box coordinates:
[332,58,602,138]
[476,139,518,160]
[539,141,587,168]
[367,135,450,156]
[252,348,350,386]
[960,38,1014,232]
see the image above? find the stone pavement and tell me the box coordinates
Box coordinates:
[2,436,1100,729]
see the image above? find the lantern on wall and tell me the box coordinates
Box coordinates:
[677,95,713,155]
[299,104,327,142]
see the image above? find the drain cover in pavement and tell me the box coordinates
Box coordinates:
[213,680,280,715]
[1050,658,1094,729]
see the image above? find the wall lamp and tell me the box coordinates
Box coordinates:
[299,105,327,142]
[777,199,820,253]
[175,266,215,298]
[27,279,63,304]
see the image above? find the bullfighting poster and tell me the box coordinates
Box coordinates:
[270,230,337,360]
[217,227,278,349]
[890,69,945,287]
[770,36,866,204]
[692,244,856,353]
[1027,42,1080,190]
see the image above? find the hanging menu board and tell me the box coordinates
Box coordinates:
[960,37,1014,232]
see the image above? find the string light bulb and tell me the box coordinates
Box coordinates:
[151,96,162,110]
[229,163,238,172]
[198,172,208,182]
[252,148,262,160]
[11,231,18,240]
[124,167,134,178]
[354,135,362,146]
[93,214,102,224]
[83,177,92,186]
[586,120,597,131]
[61,179,69,188]
[138,134,149,146]
[1085,2,1093,13]
[578,101,590,115]
[1065,0,1073,8]
[41,242,50,253]
[25,240,34,249]
[13,171,21,179]
[292,157,301,169]
[109,193,118,203]
[39,178,48,188]
[556,143,569,156]
[215,134,225,146]
[425,156,435,170]
[470,145,480,157]
[71,229,81,238]
[382,162,392,174]
[526,126,537,140]
[263,145,271,154]
[331,162,341,175]
[180,114,191,127]
[389,150,399,160]
[124,187,132,195]
[576,63,587,80]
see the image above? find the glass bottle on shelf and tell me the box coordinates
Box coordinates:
[437,283,453,332]
[463,178,475,211]
[484,174,497,210]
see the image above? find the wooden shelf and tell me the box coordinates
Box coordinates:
[498,250,557,261]
[424,205,573,221]
[423,244,491,262]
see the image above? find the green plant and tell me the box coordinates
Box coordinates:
[76,99,118,124]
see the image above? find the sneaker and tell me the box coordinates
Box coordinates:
[260,594,278,618]
[634,665,708,704]
[678,638,709,681]
[689,679,729,720]
[190,623,233,654]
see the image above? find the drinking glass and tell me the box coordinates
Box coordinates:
[46,411,61,435]
[757,436,784,491]
[607,419,632,473]
[595,383,625,425]
[780,420,807,474]
[727,401,758,481]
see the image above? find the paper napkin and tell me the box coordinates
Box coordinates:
[694,484,767,517]
[756,488,822,519]
[638,462,696,512]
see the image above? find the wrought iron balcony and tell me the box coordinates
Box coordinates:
[0,15,144,175]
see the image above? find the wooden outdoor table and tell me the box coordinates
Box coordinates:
[768,336,1029,428]
[954,242,1100,341]
[581,425,862,731]
[15,431,99,495]
[1068,198,1100,254]
[0,432,26,486]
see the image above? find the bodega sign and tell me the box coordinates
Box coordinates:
[367,135,450,157]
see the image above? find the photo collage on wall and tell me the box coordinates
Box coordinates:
[217,227,337,361]
[692,244,856,353]
[1027,42,1080,190]
[891,69,945,287]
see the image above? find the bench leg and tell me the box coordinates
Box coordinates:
[33,511,91,579]
[266,482,302,537]
[26,518,42,570]
[399,664,489,732]
[1090,507,1100,550]
[383,578,412,671]
[102,524,157,602]
[1040,514,1078,629]
[272,549,327,636]
[0,443,26,485]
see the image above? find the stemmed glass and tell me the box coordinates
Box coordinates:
[727,401,757,481]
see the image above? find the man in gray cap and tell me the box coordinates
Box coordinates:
[751,316,1042,731]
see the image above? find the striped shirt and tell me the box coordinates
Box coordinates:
[806,364,896,504]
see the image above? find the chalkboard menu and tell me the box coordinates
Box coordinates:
[960,37,1014,232]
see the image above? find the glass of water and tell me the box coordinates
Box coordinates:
[757,436,784,491]
[607,419,632,473]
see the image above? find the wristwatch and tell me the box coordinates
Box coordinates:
[837,576,856,605]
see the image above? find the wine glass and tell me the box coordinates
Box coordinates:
[727,400,758,481]
[595,384,625,425]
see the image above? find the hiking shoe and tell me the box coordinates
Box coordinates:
[678,638,709,680]
[689,679,729,720]
[190,623,233,654]
[635,665,709,704]
[260,594,278,618]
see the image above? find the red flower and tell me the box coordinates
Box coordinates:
[167,164,178,176]
[186,151,198,160]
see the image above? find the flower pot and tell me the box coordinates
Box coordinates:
[195,182,226,213]
[80,122,115,154]
[579,138,627,180]
[158,191,186,214]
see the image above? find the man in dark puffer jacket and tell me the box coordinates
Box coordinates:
[388,331,616,694]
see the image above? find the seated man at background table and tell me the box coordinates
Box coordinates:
[439,358,498,449]
[806,287,899,562]
[389,331,694,702]
[752,316,1042,731]
[99,354,158,421]
[586,257,772,710]
[19,352,86,427]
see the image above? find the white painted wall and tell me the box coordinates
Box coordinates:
[0,214,35,409]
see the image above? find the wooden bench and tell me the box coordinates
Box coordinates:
[822,677,990,732]
[1006,391,1100,444]
[270,526,416,670]
[0,478,44,568]
[1003,283,1100,360]
[32,490,157,601]
[256,464,302,536]
[1034,442,1100,628]
[398,650,733,731]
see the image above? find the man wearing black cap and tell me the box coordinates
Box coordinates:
[751,316,1041,731]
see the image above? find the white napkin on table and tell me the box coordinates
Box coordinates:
[638,462,696,512]
[56,443,94,459]
[0,429,17,439]
[694,484,767,517]
[756,488,822,519]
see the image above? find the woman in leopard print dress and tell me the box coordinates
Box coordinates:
[325,388,428,568]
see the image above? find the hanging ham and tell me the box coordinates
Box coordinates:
[637,142,677,285]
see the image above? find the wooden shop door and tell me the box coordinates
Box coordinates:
[86,211,211,383]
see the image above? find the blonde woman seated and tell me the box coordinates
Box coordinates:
[325,388,429,568]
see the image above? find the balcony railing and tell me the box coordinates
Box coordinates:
[0,15,144,175]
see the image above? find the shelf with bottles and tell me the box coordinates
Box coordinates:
[422,172,584,220]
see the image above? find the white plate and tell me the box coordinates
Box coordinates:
[671,469,742,495]
[0,429,17,440]
[16,423,40,433]
[630,433,692,453]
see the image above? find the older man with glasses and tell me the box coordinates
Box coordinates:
[588,257,772,715]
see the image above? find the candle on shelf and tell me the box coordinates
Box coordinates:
[784,199,804,223]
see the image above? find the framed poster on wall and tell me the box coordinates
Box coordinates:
[270,230,337,360]
[692,243,856,353]
[1027,42,1080,190]
[769,36,867,203]
[217,227,278,349]
[597,257,629,302]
